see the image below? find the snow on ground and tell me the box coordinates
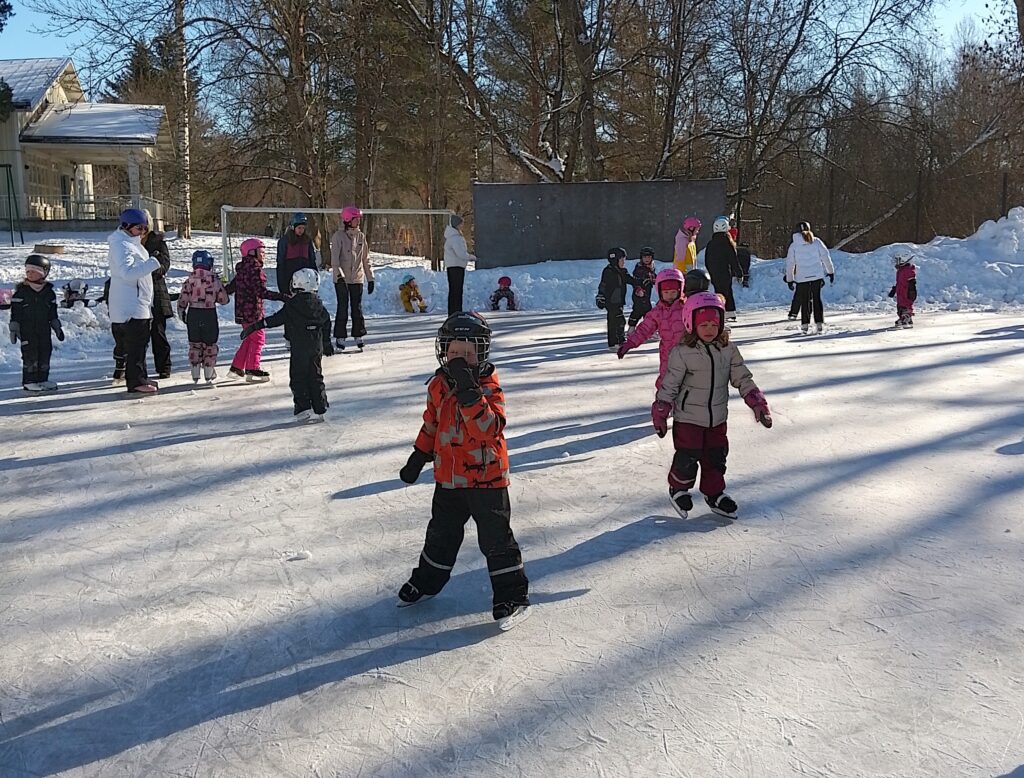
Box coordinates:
[1,300,1023,776]
[1,214,1024,775]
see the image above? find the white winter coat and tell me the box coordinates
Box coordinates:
[443,225,475,269]
[785,234,835,283]
[107,229,160,323]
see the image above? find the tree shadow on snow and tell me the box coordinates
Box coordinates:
[995,768,1024,778]
[0,515,679,774]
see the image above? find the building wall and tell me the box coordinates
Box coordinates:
[0,111,26,221]
[471,179,728,268]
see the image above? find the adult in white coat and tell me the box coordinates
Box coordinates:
[107,207,161,393]
[784,221,835,334]
[443,214,475,315]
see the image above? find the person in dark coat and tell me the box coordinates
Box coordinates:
[597,247,633,349]
[143,222,174,377]
[736,241,752,288]
[704,217,743,320]
[627,247,658,334]
[10,254,64,391]
[240,267,334,422]
[275,212,318,294]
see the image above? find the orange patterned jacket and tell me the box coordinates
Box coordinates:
[414,365,510,488]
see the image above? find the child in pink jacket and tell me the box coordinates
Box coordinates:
[616,267,686,388]
[178,250,229,384]
[889,251,918,329]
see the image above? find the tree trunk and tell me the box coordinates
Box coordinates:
[173,0,192,238]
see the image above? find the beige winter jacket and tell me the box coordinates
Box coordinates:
[330,227,373,284]
[656,336,760,427]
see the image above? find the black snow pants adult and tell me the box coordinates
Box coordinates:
[408,485,529,607]
[795,279,825,325]
[20,327,52,384]
[112,318,152,391]
[289,343,327,416]
[334,281,366,339]
[447,266,466,315]
[606,305,626,347]
[150,313,172,375]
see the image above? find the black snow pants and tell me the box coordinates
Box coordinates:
[20,327,52,384]
[408,485,529,606]
[289,341,328,416]
[606,305,626,347]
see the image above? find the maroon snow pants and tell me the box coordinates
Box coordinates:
[668,421,729,496]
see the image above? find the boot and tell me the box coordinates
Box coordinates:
[204,366,217,384]
[191,364,201,382]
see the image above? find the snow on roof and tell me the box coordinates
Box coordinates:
[20,103,166,146]
[0,57,74,110]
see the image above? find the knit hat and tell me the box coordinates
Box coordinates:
[694,307,721,330]
[450,214,464,229]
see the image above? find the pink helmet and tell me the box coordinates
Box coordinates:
[342,205,362,223]
[681,291,725,334]
[498,275,512,288]
[683,216,702,236]
[654,267,684,299]
[240,237,264,257]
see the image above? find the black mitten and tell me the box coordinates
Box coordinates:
[888,286,896,298]
[446,357,482,405]
[400,448,433,484]
[367,280,375,295]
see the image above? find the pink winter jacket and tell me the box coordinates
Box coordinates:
[177,267,229,316]
[620,299,686,387]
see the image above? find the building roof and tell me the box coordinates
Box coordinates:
[0,58,76,110]
[20,103,167,146]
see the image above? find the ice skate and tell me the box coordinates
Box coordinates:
[800,323,809,334]
[726,313,737,322]
[40,380,58,392]
[705,492,738,519]
[245,368,271,383]
[397,581,434,608]
[191,364,201,382]
[22,382,45,392]
[309,412,326,424]
[158,370,171,379]
[228,366,245,379]
[355,338,365,352]
[493,601,532,630]
[787,313,798,321]
[294,409,313,423]
[204,366,217,385]
[335,338,346,352]
[814,322,823,334]
[669,488,693,519]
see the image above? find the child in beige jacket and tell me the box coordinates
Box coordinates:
[330,205,374,351]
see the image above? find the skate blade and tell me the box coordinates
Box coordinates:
[396,594,434,608]
[245,375,271,383]
[498,605,532,631]
[708,505,737,519]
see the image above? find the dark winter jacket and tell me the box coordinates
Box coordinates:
[261,291,331,355]
[10,281,58,334]
[227,254,286,324]
[143,231,173,317]
[736,244,752,279]
[599,264,632,308]
[631,260,657,302]
[704,233,742,284]
[276,230,317,294]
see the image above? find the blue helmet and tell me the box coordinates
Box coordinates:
[290,212,308,226]
[120,207,149,227]
[191,249,215,270]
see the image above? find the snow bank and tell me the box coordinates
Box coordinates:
[2,209,1023,367]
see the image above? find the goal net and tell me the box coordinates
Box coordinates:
[219,205,456,282]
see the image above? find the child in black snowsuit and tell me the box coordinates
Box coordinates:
[596,247,633,349]
[240,267,333,422]
[490,276,517,311]
[9,254,64,392]
[627,247,658,334]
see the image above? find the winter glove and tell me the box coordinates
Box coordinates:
[828,273,835,285]
[617,343,630,360]
[634,288,645,299]
[787,281,795,291]
[239,319,265,340]
[50,319,65,342]
[651,400,672,438]
[595,294,606,310]
[9,321,19,344]
[446,357,482,405]
[744,389,772,429]
[888,286,896,298]
[367,280,375,295]
[323,341,335,357]
[399,447,433,484]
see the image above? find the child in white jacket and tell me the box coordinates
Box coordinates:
[784,221,835,334]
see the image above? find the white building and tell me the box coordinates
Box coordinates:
[0,57,173,229]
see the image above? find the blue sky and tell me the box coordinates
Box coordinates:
[0,0,1005,62]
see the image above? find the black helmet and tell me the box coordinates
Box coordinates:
[683,268,711,296]
[640,246,655,258]
[607,247,627,264]
[796,221,811,233]
[435,311,492,366]
[25,253,51,278]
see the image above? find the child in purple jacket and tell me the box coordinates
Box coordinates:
[227,238,287,381]
[889,251,918,329]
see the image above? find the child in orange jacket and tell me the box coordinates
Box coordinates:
[397,311,530,626]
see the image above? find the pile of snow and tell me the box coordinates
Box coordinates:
[2,209,1023,368]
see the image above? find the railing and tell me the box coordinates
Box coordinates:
[1,195,181,228]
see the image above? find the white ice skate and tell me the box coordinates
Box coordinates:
[191,364,201,383]
[295,409,313,423]
[204,366,217,385]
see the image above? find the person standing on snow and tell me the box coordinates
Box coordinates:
[704,216,743,321]
[889,250,918,329]
[617,267,686,389]
[141,212,174,379]
[276,212,318,296]
[597,247,633,349]
[673,217,701,274]
[444,214,475,315]
[627,247,658,335]
[784,221,835,334]
[227,238,288,381]
[9,254,63,392]
[107,207,161,394]
[330,206,374,352]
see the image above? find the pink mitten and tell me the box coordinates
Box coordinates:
[744,389,772,428]
[617,343,630,360]
[651,400,672,438]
